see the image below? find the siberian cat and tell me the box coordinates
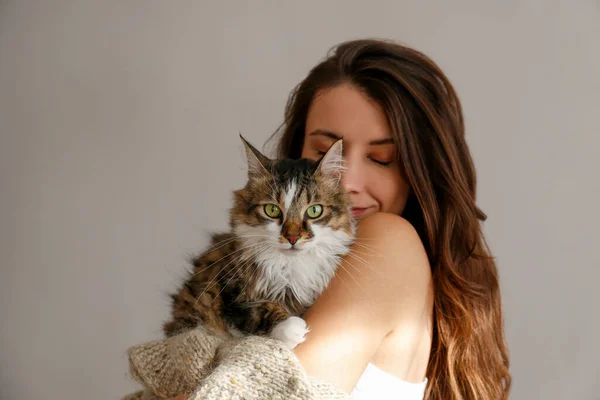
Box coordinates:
[163,136,354,348]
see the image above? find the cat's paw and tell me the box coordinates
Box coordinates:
[270,316,309,349]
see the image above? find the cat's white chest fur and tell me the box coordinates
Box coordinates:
[235,223,353,307]
[254,248,339,306]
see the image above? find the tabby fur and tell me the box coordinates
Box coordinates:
[163,136,354,348]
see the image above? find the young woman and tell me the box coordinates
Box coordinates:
[174,38,511,400]
[273,38,510,400]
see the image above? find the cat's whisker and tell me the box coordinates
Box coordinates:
[234,259,263,303]
[337,262,358,286]
[200,242,271,295]
[237,235,273,238]
[188,240,271,279]
[215,243,269,288]
[351,240,379,253]
[210,252,257,304]
[202,235,265,253]
[202,234,273,253]
[209,245,269,306]
[330,255,376,304]
[186,250,239,280]
[258,177,279,202]
[332,268,351,292]
[201,237,238,252]
[307,247,353,292]
[346,252,381,275]
[347,241,380,260]
[340,257,365,276]
[336,262,374,303]
[192,243,271,307]
[200,246,265,293]
[267,182,279,199]
[345,251,385,278]
[347,249,379,265]
[346,247,377,258]
[350,236,381,241]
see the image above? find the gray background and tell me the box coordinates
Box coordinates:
[1,1,598,399]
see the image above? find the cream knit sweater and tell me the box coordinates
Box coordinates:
[122,327,350,400]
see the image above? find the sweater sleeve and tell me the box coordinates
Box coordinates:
[122,327,350,400]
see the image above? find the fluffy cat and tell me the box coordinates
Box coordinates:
[163,136,355,348]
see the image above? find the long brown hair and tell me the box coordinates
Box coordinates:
[269,39,511,399]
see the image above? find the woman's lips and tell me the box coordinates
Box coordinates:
[351,207,372,218]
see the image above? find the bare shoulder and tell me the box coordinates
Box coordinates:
[356,212,424,250]
[353,212,431,290]
[356,211,416,234]
[293,212,432,392]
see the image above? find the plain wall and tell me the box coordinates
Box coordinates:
[1,1,598,399]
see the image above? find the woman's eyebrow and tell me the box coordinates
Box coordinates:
[308,129,393,146]
[308,129,341,140]
[368,138,394,146]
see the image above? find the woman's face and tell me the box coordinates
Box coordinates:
[301,84,410,219]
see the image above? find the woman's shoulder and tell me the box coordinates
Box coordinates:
[293,213,433,391]
[351,213,433,381]
[353,212,430,280]
[349,212,433,329]
[356,212,420,239]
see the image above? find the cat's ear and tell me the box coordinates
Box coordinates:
[240,134,271,178]
[315,139,344,183]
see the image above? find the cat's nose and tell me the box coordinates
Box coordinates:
[285,234,300,245]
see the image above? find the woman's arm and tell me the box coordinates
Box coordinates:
[293,212,432,393]
[166,213,431,400]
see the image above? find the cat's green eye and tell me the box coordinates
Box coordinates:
[264,204,282,218]
[306,204,323,219]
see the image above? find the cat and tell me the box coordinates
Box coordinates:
[163,135,355,348]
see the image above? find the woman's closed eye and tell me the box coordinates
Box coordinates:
[316,150,392,167]
[368,156,392,167]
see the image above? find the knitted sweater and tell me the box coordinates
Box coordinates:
[122,327,350,400]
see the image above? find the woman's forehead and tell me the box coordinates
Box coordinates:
[305,85,392,145]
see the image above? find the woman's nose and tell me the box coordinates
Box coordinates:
[341,157,365,194]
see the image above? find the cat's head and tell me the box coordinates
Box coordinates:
[230,135,355,259]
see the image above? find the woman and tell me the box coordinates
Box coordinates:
[177,38,511,399]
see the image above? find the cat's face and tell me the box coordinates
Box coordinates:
[231,138,354,259]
